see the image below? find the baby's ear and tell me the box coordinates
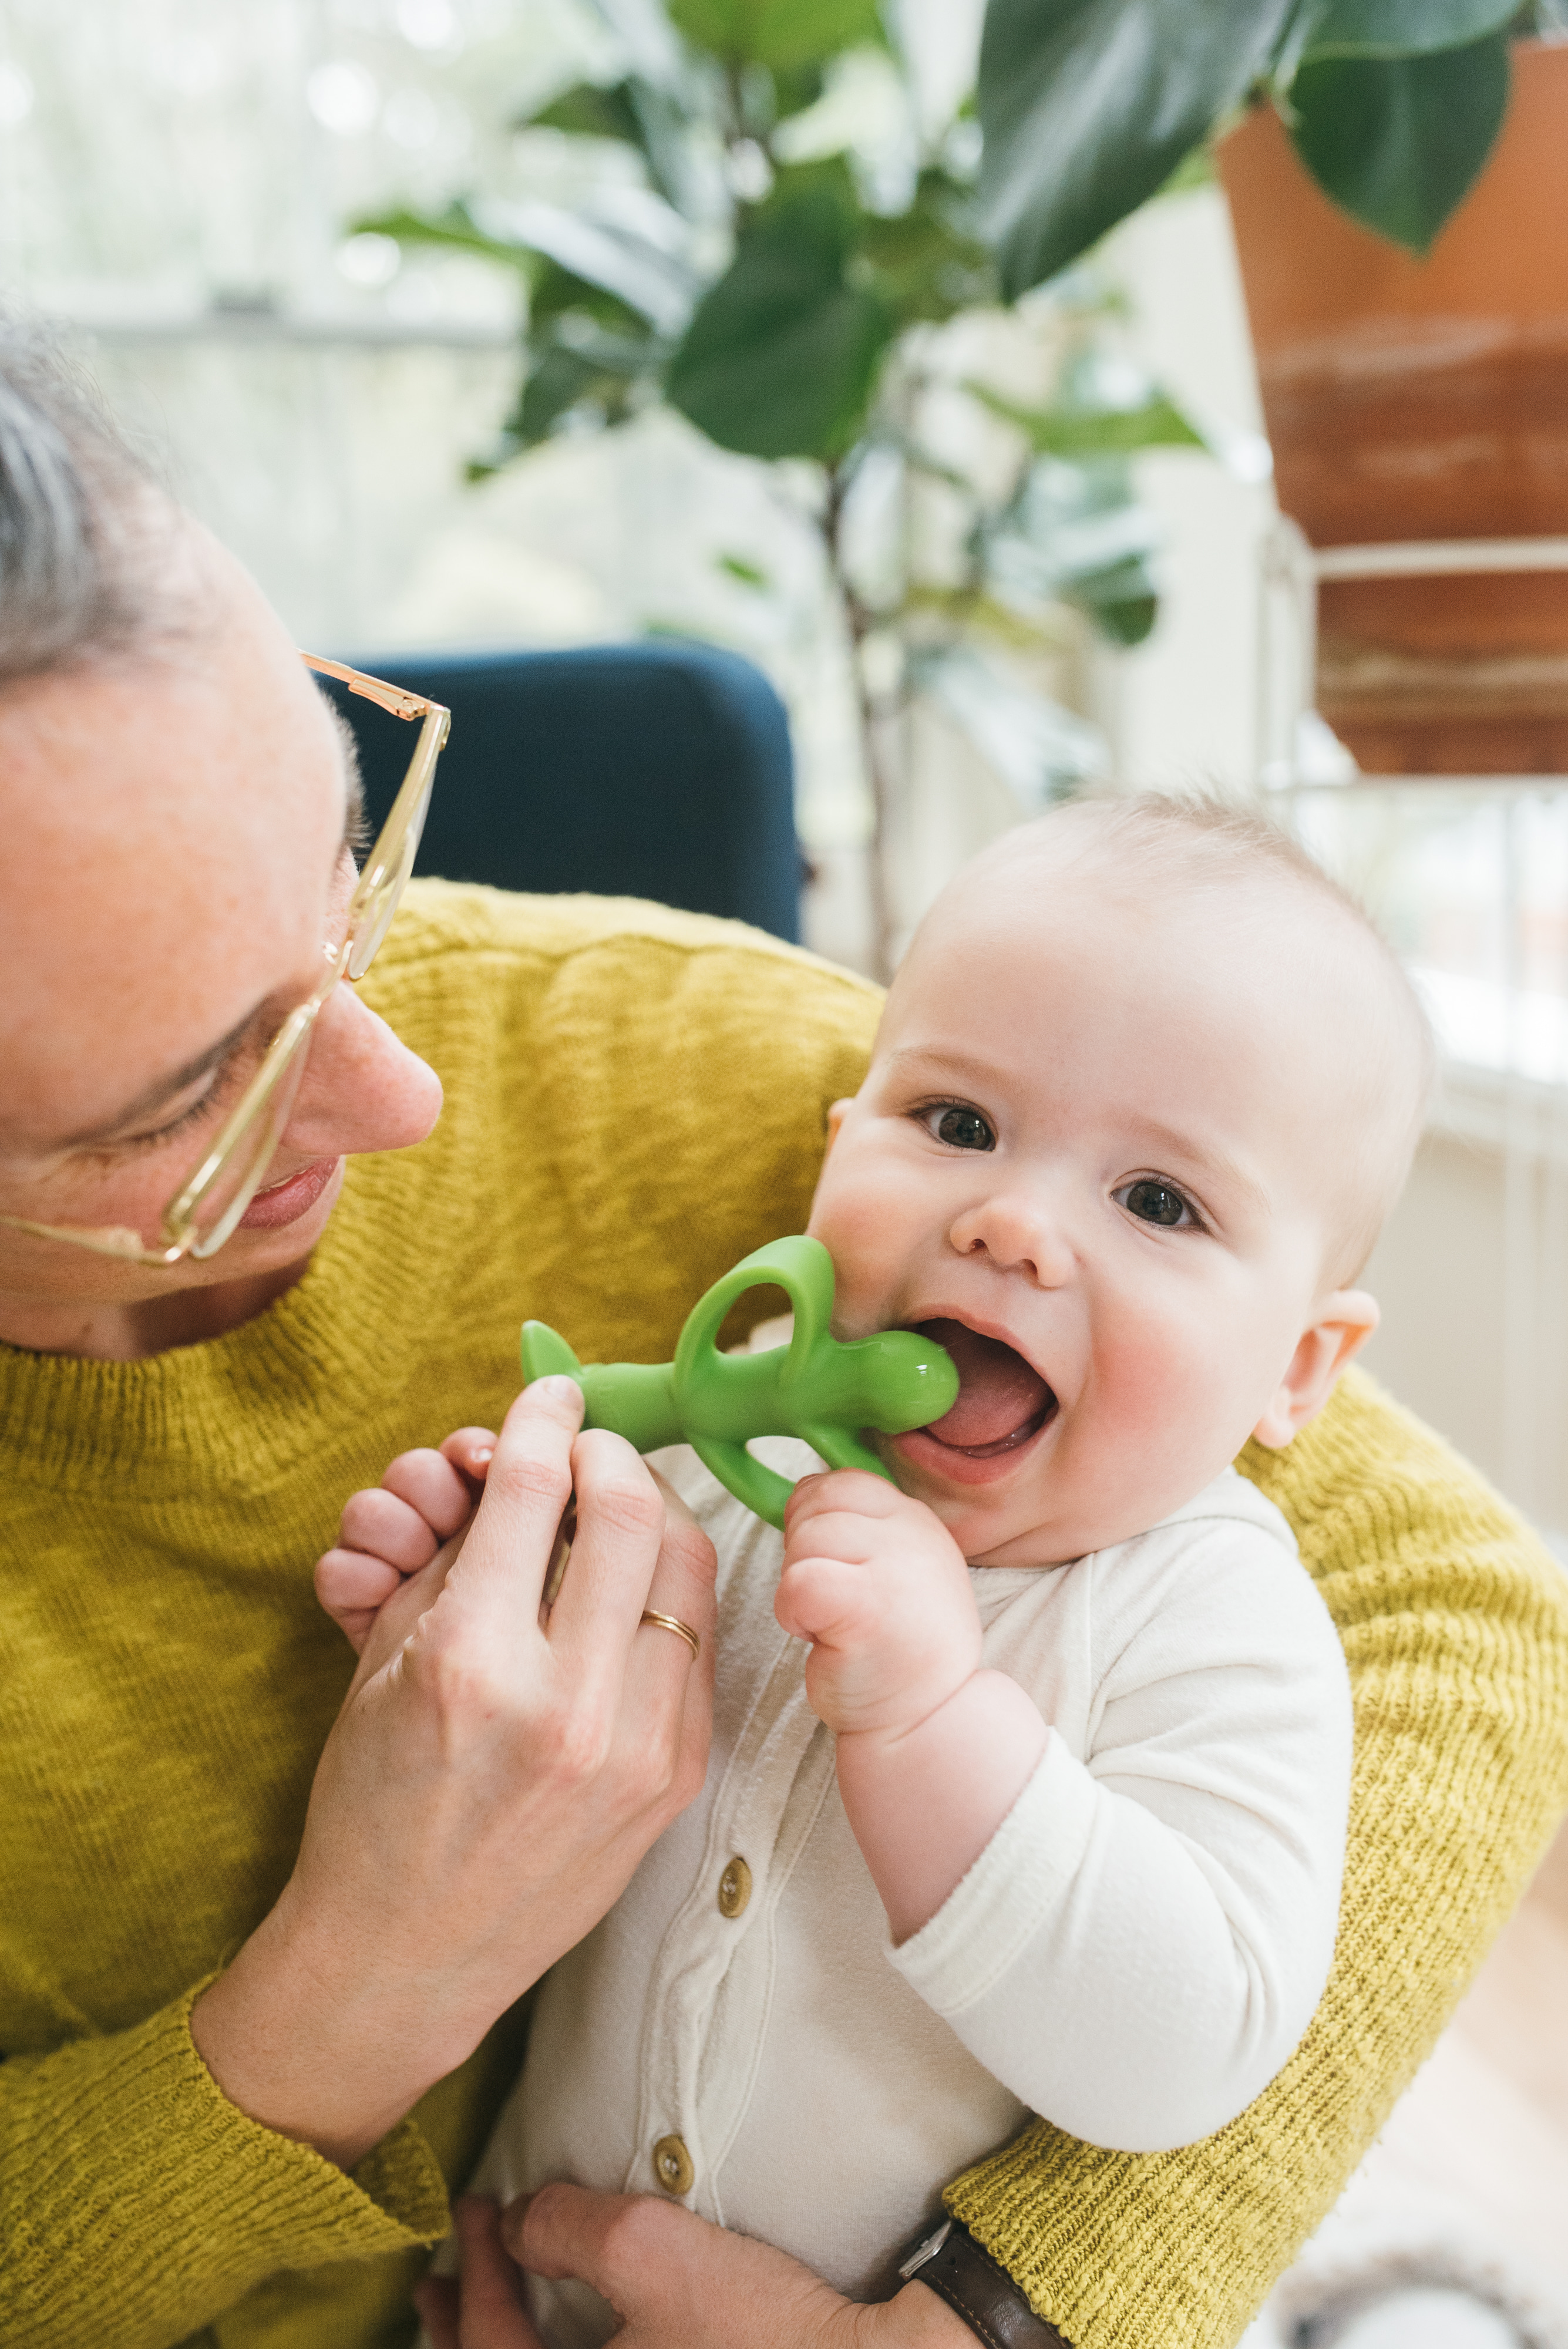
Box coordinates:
[1251,1291,1379,1450]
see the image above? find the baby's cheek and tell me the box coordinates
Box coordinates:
[808,1161,928,1310]
[1087,1304,1260,1485]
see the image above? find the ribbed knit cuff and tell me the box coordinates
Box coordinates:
[1,1980,452,2349]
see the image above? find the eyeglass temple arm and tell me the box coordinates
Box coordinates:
[301,651,438,725]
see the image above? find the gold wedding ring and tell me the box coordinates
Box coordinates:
[541,1497,698,1661]
[640,1609,701,1661]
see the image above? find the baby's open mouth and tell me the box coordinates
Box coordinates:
[909,1319,1057,1458]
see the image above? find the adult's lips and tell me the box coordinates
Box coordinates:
[237,1156,341,1231]
[911,1318,1056,1458]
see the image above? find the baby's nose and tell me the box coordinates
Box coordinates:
[949,1193,1074,1286]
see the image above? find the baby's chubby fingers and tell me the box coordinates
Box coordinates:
[314,1546,405,1654]
[382,1443,484,1542]
[784,1466,924,1546]
[338,1481,447,1574]
[439,1425,499,1486]
[775,1549,877,1650]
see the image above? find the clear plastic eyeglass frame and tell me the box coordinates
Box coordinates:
[0,654,450,1268]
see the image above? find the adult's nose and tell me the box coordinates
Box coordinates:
[948,1188,1075,1287]
[279,981,443,1163]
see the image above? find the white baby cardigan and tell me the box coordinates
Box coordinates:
[469,1439,1352,2343]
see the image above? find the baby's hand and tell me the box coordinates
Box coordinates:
[315,1428,497,1653]
[775,1471,982,1739]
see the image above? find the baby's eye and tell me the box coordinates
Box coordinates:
[925,1103,996,1152]
[1115,1177,1197,1230]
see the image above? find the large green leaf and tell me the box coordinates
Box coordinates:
[977,0,1297,299]
[359,202,658,341]
[357,201,537,275]
[859,173,998,328]
[527,82,644,142]
[981,446,1164,645]
[521,78,692,211]
[1286,0,1517,66]
[1065,558,1157,643]
[970,382,1204,455]
[668,0,881,70]
[665,168,895,460]
[1288,33,1510,253]
[517,341,646,445]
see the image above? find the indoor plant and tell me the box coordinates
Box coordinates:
[364,0,1210,970]
[977,0,1568,774]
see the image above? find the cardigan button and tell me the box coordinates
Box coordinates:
[653,2135,695,2196]
[717,1856,752,1918]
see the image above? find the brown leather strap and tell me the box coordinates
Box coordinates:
[898,2218,1074,2349]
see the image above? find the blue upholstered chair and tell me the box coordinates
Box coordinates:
[317,638,801,944]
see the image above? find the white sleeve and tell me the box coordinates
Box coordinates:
[885,1517,1352,2152]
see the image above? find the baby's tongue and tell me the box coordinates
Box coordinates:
[914,1319,1052,1451]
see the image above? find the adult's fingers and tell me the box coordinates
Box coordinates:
[411,2200,544,2349]
[412,2276,460,2349]
[503,2184,707,2297]
[502,2185,846,2345]
[348,1520,472,1691]
[619,1472,718,1751]
[542,1427,665,1668]
[439,1379,584,1621]
[503,2186,977,2348]
[641,1468,719,1640]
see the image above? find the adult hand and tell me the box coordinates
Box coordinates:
[414,2190,979,2349]
[191,1378,716,2166]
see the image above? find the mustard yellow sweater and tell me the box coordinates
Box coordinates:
[2,883,1566,2349]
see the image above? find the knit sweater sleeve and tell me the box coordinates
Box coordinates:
[940,1369,1568,2349]
[0,1981,450,2349]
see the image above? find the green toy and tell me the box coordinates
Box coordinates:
[520,1234,958,1530]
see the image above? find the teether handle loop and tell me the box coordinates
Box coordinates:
[671,1234,834,1432]
[689,1436,796,1530]
[799,1424,888,1480]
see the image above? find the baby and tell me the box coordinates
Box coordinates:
[319,794,1431,2343]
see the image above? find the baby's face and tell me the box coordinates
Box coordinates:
[807,863,1372,1567]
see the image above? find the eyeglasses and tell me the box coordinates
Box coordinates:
[0,654,449,1268]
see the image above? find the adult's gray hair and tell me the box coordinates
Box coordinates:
[0,314,164,685]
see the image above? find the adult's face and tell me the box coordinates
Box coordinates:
[0,523,442,1351]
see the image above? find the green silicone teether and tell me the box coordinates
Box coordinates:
[519,1234,958,1530]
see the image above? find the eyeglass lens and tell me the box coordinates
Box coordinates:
[186,1024,316,1254]
[344,748,436,981]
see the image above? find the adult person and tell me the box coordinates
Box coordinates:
[0,322,1564,2349]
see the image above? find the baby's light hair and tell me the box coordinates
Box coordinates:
[913,790,1435,1287]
